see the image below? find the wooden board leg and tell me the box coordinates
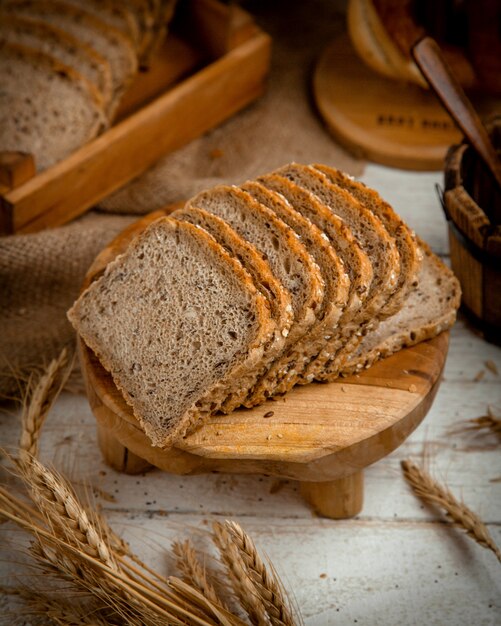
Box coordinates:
[97,423,153,475]
[300,471,364,519]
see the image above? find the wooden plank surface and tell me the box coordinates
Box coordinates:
[1,165,500,625]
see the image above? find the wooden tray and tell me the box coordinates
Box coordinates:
[79,210,450,519]
[313,34,500,170]
[0,0,270,234]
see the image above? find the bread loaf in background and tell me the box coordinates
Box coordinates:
[0,0,177,171]
[68,162,461,448]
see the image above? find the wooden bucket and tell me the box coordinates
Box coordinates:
[443,119,501,345]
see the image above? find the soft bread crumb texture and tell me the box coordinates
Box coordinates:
[69,219,266,446]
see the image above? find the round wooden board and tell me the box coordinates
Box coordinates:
[80,210,449,503]
[313,35,500,170]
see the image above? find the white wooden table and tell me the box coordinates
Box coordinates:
[1,165,500,625]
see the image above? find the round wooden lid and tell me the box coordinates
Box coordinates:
[313,34,462,170]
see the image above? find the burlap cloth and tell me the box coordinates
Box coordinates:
[0,0,363,398]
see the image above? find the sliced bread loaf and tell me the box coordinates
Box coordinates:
[3,0,138,112]
[339,240,461,376]
[172,206,294,413]
[0,13,114,108]
[185,186,325,361]
[68,217,275,447]
[241,180,350,400]
[272,163,401,377]
[313,163,422,316]
[256,173,373,382]
[0,42,106,171]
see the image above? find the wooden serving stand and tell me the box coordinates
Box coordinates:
[313,35,500,170]
[79,210,450,519]
[0,0,270,234]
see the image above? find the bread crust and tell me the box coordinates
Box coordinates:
[68,217,275,447]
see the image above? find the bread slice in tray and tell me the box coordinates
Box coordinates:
[62,0,141,50]
[0,42,106,171]
[272,163,401,378]
[172,206,294,413]
[340,240,461,376]
[2,0,138,113]
[241,180,350,401]
[0,14,114,109]
[185,186,326,399]
[68,217,275,448]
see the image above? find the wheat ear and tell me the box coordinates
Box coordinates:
[213,521,270,626]
[19,348,72,461]
[401,459,501,563]
[225,521,296,626]
[17,456,118,570]
[172,539,228,609]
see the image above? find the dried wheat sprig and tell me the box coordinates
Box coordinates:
[14,507,216,626]
[16,456,118,570]
[172,539,228,609]
[19,347,72,462]
[0,587,110,626]
[213,521,270,626]
[225,521,295,626]
[169,576,248,626]
[30,597,110,626]
[464,408,501,435]
[401,459,501,563]
[1,483,220,626]
[448,407,501,438]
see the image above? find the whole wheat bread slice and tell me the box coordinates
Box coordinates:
[172,206,294,413]
[68,217,275,448]
[241,180,350,400]
[0,42,106,171]
[0,13,114,107]
[256,173,373,382]
[313,163,422,316]
[185,186,326,375]
[273,163,401,377]
[3,0,138,113]
[62,0,141,49]
[339,240,461,376]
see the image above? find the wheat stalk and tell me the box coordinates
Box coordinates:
[16,456,118,570]
[0,587,110,626]
[1,355,300,625]
[172,539,228,609]
[213,521,270,626]
[18,347,72,462]
[401,459,501,563]
[225,521,296,626]
[464,408,501,435]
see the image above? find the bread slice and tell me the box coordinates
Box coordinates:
[0,13,114,108]
[122,0,156,59]
[272,163,401,377]
[0,42,106,171]
[68,217,275,447]
[256,173,373,381]
[339,240,461,376]
[63,0,141,50]
[313,163,422,316]
[241,180,350,400]
[186,186,325,363]
[3,0,138,111]
[172,206,294,413]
